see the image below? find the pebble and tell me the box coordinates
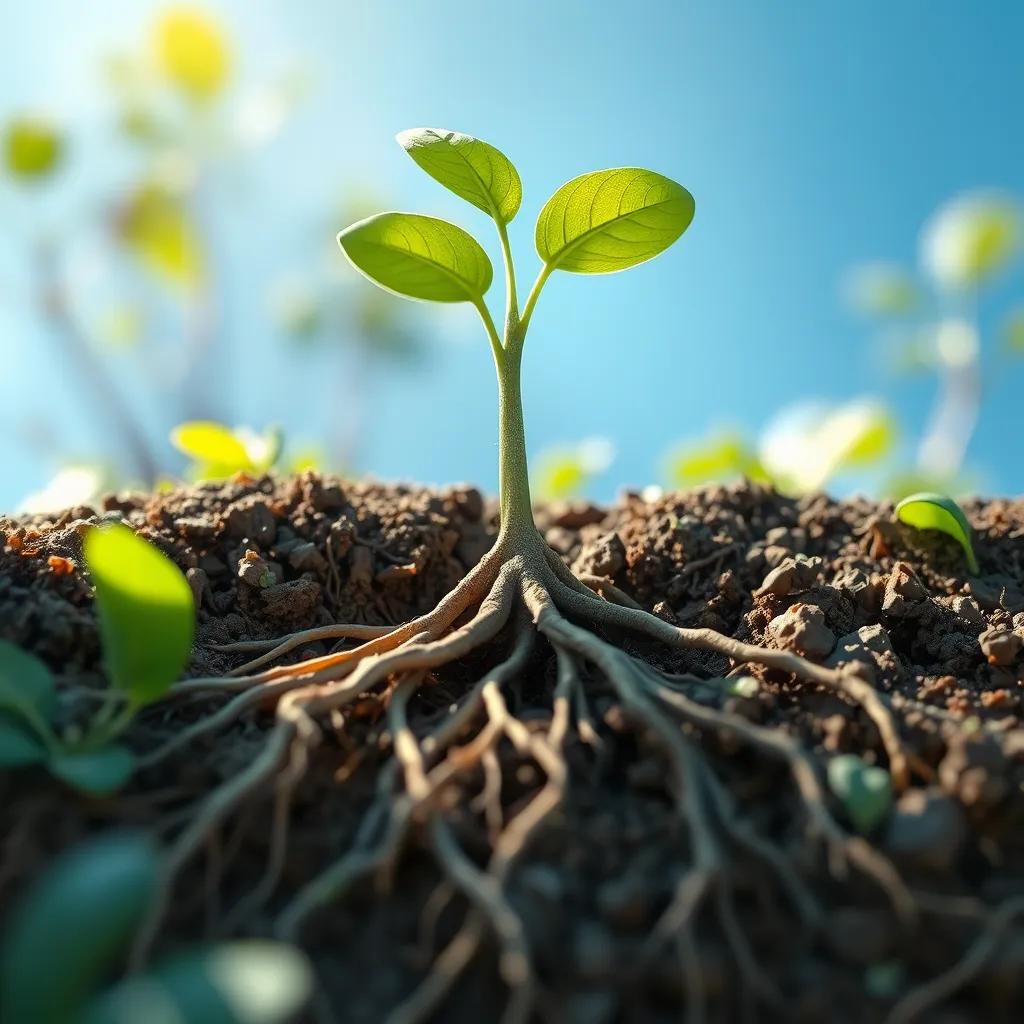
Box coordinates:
[883,786,967,871]
[769,603,835,659]
[978,626,1023,666]
[754,555,823,598]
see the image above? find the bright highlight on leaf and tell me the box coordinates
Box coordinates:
[154,7,231,100]
[894,492,979,574]
[534,438,615,501]
[536,168,694,275]
[338,212,493,304]
[397,128,522,223]
[84,524,195,705]
[172,420,255,474]
[3,116,63,180]
[828,755,892,834]
[0,832,159,1024]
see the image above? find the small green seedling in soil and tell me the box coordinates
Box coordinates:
[0,831,311,1024]
[827,754,893,835]
[125,129,914,995]
[0,523,194,794]
[171,420,284,480]
[894,491,979,574]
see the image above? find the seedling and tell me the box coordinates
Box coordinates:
[171,420,284,480]
[894,491,979,574]
[61,130,914,985]
[0,524,194,794]
[0,832,311,1024]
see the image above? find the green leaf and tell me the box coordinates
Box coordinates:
[0,832,159,1024]
[338,212,493,304]
[4,116,63,180]
[894,492,979,574]
[397,128,522,224]
[170,421,254,472]
[536,167,694,275]
[827,754,893,834]
[0,640,57,720]
[0,715,48,767]
[80,941,313,1024]
[84,524,195,705]
[50,745,136,796]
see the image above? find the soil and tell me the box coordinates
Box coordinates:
[2,473,1023,1024]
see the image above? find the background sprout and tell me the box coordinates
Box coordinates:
[894,492,979,574]
[534,437,615,502]
[170,420,284,480]
[3,115,64,180]
[153,7,232,102]
[843,262,921,319]
[665,430,766,489]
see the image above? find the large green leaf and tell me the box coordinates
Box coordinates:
[50,745,136,796]
[894,492,979,574]
[397,128,522,223]
[536,167,694,275]
[0,832,159,1024]
[0,715,48,767]
[83,525,195,705]
[338,212,493,304]
[79,941,313,1024]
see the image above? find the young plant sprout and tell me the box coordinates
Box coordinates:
[171,420,284,480]
[894,491,979,574]
[131,130,916,1001]
[0,524,194,794]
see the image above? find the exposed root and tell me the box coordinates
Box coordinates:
[138,537,957,1019]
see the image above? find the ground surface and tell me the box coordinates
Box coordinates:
[1,474,1023,1023]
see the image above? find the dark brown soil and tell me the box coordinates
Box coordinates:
[2,474,1024,1023]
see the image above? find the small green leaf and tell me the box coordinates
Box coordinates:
[50,745,136,796]
[170,421,255,472]
[0,639,57,720]
[536,167,694,275]
[338,212,493,304]
[4,116,63,179]
[0,715,48,767]
[397,128,522,223]
[0,832,159,1024]
[84,524,195,705]
[827,754,893,834]
[894,492,979,574]
[80,941,313,1024]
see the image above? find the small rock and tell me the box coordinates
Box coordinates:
[978,626,1022,666]
[882,561,929,617]
[826,624,897,677]
[754,555,823,599]
[769,603,835,659]
[832,567,883,613]
[237,550,280,589]
[259,579,322,628]
[952,595,986,628]
[288,541,328,574]
[573,531,626,578]
[938,733,1008,810]
[185,567,209,610]
[224,496,277,545]
[883,786,967,871]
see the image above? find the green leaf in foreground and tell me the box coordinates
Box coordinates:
[338,212,493,304]
[0,641,58,761]
[827,754,893,835]
[536,167,694,275]
[50,745,137,796]
[397,128,521,223]
[0,832,159,1024]
[80,941,313,1024]
[84,524,195,705]
[894,491,979,574]
[0,716,48,767]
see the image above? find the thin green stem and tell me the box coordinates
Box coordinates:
[518,264,553,347]
[496,219,519,332]
[473,298,505,371]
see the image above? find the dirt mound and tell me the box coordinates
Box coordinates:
[2,474,1023,1023]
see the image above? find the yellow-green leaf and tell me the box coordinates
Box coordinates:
[827,755,892,834]
[171,421,254,472]
[894,492,979,574]
[84,525,195,704]
[536,168,694,275]
[153,7,231,100]
[338,212,493,304]
[4,117,63,180]
[120,185,204,290]
[397,128,522,223]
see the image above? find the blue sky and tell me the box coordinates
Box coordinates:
[2,1,1023,508]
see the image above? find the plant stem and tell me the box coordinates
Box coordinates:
[496,341,536,543]
[496,219,518,335]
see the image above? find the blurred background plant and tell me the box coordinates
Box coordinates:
[2,2,1022,510]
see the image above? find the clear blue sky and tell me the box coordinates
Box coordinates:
[2,1,1023,508]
